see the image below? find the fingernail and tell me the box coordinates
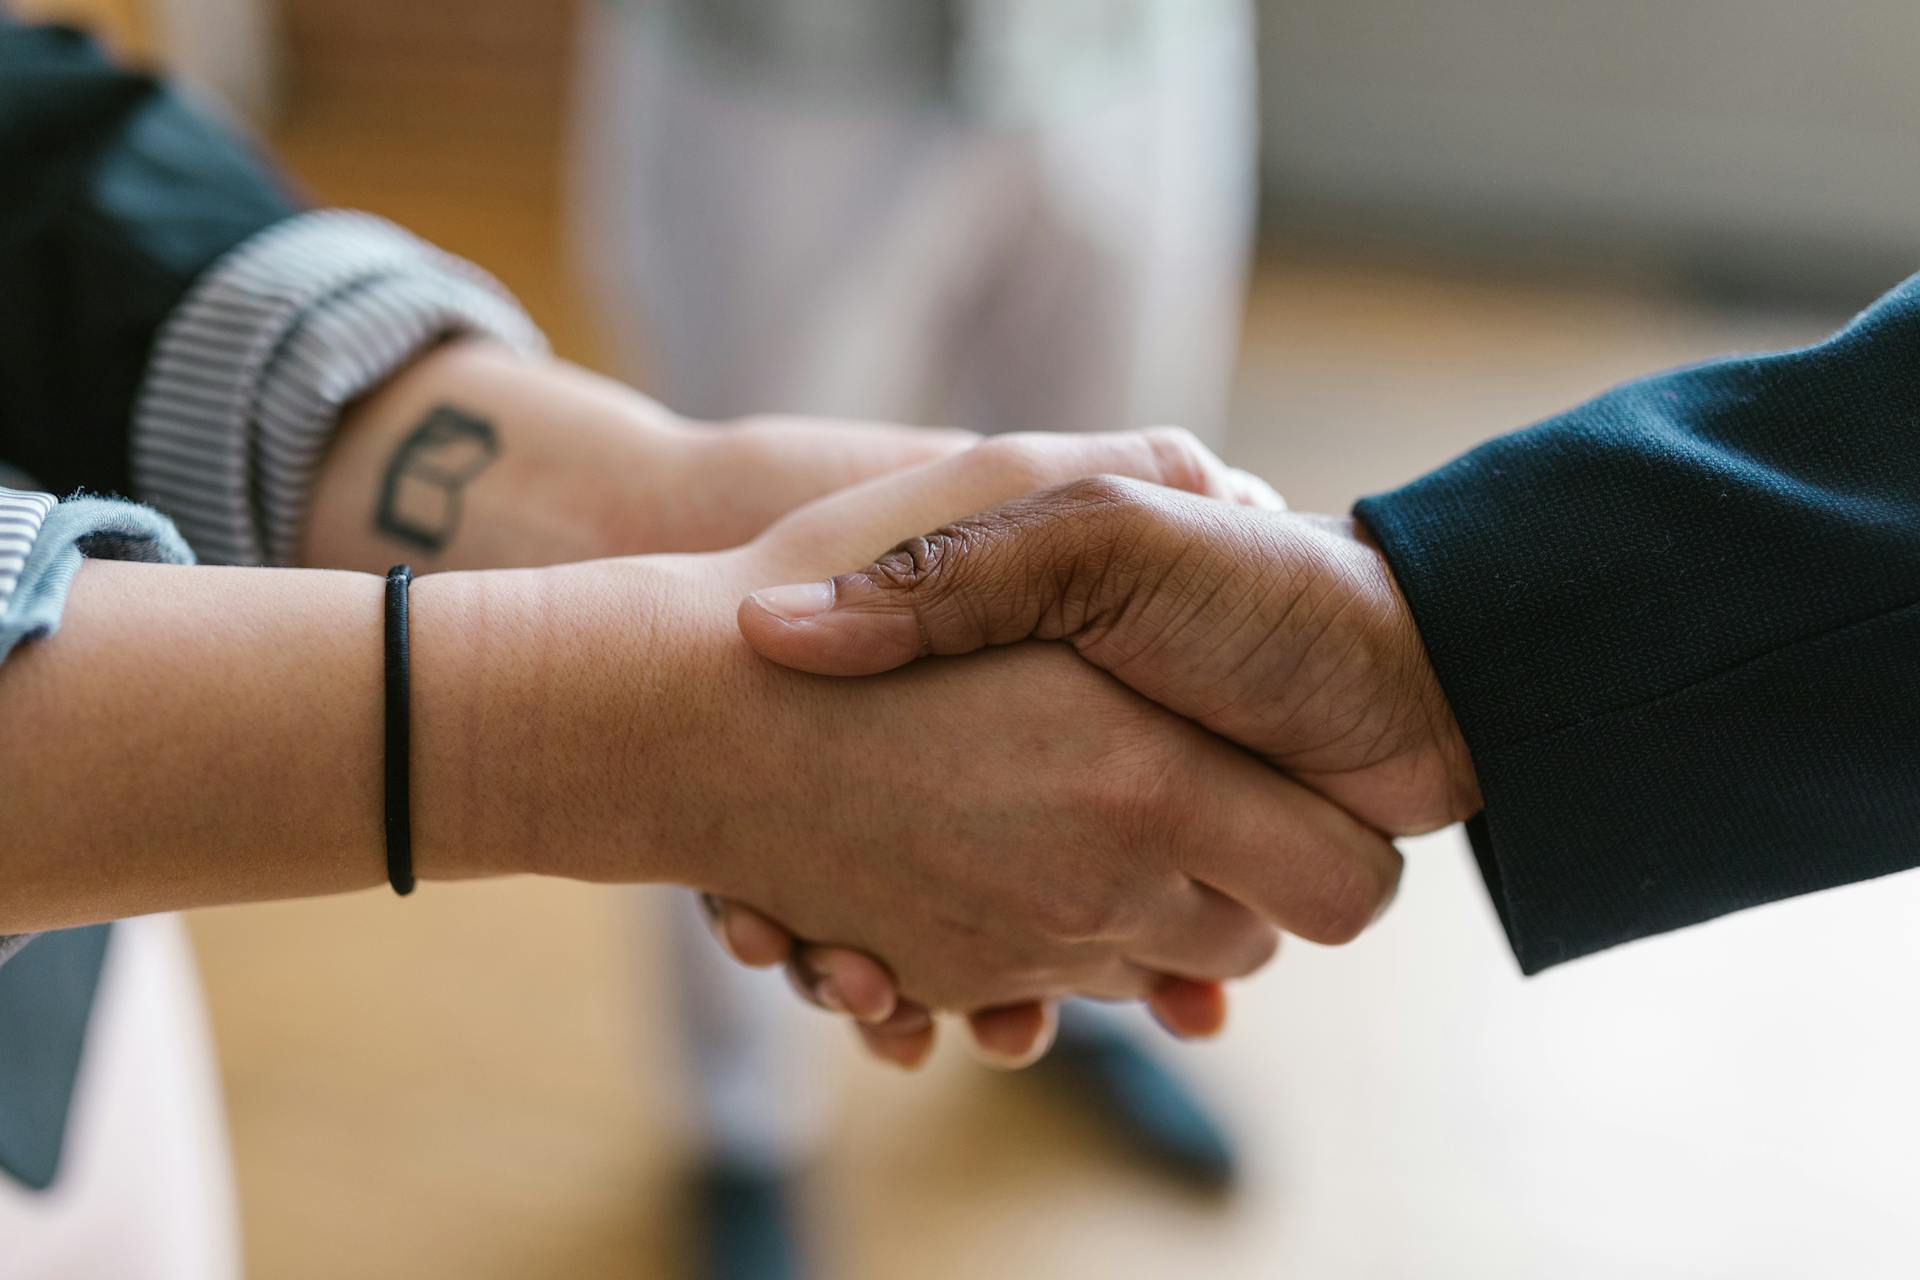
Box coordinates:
[1149,1002,1210,1041]
[870,1038,927,1071]
[852,996,897,1026]
[977,1038,1050,1071]
[813,978,850,1015]
[711,915,745,964]
[972,1023,1056,1070]
[749,581,835,621]
[1147,1003,1189,1040]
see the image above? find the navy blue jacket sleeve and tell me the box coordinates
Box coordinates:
[1355,276,1920,973]
[0,19,298,499]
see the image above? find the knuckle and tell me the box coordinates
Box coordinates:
[1035,892,1105,945]
[1296,851,1400,945]
[1226,925,1282,978]
[866,520,990,593]
[863,521,1008,647]
[1140,425,1214,496]
[1035,879,1138,945]
[1052,472,1151,514]
[968,433,1052,488]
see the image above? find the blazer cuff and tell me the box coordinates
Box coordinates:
[131,209,547,566]
[1358,484,1920,975]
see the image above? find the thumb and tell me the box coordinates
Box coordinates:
[736,573,933,676]
[736,482,1124,676]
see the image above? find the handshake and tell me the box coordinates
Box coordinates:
[601,425,1484,1069]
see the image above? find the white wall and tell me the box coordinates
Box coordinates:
[1258,0,1920,296]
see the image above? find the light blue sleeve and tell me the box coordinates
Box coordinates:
[0,488,194,964]
[0,492,194,663]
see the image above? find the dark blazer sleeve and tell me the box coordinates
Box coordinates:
[0,19,297,498]
[1354,276,1920,973]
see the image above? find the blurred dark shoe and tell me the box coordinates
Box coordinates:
[689,1162,808,1280]
[1036,1001,1239,1193]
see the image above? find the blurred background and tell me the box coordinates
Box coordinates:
[14,1,1919,1276]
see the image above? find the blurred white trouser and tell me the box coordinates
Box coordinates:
[572,0,1257,1170]
[0,915,240,1279]
[572,0,1257,441]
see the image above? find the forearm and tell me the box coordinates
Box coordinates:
[0,560,390,931]
[301,340,693,573]
[299,339,973,575]
[0,555,708,933]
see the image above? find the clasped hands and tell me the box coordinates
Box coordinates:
[677,425,1484,1069]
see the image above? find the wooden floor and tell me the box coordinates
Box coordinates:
[154,35,1920,1280]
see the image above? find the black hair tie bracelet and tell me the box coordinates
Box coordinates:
[384,564,416,896]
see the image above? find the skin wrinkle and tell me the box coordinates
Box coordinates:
[1297,591,1379,747]
[945,523,1016,651]
[1051,497,1128,641]
[1189,570,1294,725]
[1112,569,1212,680]
[868,525,974,654]
[1152,514,1279,702]
[535,566,598,873]
[1075,518,1205,671]
[412,573,486,879]
[1033,506,1098,637]
[1300,623,1436,818]
[1295,548,1463,819]
[1246,546,1354,753]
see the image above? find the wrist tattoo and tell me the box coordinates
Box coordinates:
[374,405,498,553]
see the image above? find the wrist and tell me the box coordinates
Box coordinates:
[405,567,519,881]
[1345,517,1484,824]
[405,556,743,887]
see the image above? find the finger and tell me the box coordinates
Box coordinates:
[1128,426,1260,502]
[1129,881,1281,982]
[856,1001,937,1070]
[793,944,899,1024]
[1148,978,1230,1040]
[784,952,828,1009]
[1126,428,1284,511]
[1176,751,1404,947]
[740,426,1226,592]
[965,1001,1059,1069]
[783,950,903,1024]
[707,898,797,968]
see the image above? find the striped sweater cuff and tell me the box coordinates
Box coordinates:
[0,486,56,608]
[132,210,547,566]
